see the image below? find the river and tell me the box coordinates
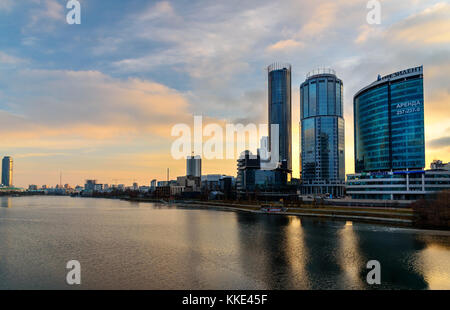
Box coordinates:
[0,196,449,289]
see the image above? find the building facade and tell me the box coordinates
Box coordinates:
[354,66,424,172]
[2,156,13,187]
[430,160,450,171]
[346,169,450,200]
[84,179,97,191]
[348,66,428,200]
[300,69,345,197]
[236,151,260,192]
[268,63,292,172]
[186,155,202,177]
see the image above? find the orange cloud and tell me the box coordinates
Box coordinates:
[267,39,304,51]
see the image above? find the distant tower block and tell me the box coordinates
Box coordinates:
[2,156,13,187]
[186,155,202,177]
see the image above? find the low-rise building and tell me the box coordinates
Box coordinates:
[430,160,450,170]
[170,186,185,196]
[346,169,450,200]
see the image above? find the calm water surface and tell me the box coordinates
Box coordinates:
[0,196,449,290]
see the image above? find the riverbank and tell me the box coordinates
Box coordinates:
[173,200,415,227]
[119,197,418,228]
[3,194,446,230]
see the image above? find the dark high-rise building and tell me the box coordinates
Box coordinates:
[236,150,260,192]
[2,156,13,187]
[354,66,424,172]
[300,69,345,197]
[268,63,292,172]
[186,155,202,177]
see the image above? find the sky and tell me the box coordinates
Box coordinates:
[0,0,449,187]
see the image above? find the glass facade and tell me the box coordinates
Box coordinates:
[268,63,292,171]
[300,71,345,196]
[1,156,13,187]
[354,67,424,173]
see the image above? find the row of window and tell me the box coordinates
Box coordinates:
[301,76,343,119]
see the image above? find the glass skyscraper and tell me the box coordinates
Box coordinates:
[2,156,13,187]
[354,66,424,173]
[300,69,345,197]
[268,63,292,172]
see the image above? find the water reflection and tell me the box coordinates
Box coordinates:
[1,197,12,208]
[300,220,346,289]
[284,217,311,289]
[337,222,366,289]
[354,225,428,289]
[0,196,449,289]
[234,213,445,289]
[413,235,450,289]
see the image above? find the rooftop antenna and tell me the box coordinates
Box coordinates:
[167,168,169,182]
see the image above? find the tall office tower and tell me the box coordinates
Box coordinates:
[2,156,13,187]
[354,66,425,172]
[268,63,292,172]
[186,155,202,177]
[300,69,345,197]
[347,66,427,200]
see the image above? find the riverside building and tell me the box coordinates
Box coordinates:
[346,66,449,200]
[300,68,345,197]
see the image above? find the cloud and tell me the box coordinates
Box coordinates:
[0,51,26,64]
[138,1,177,21]
[296,2,338,39]
[0,0,13,12]
[24,0,64,32]
[15,152,68,159]
[267,39,304,51]
[0,69,193,143]
[354,24,383,44]
[428,136,450,149]
[2,0,450,184]
[388,2,450,44]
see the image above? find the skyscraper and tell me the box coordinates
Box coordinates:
[268,63,292,172]
[300,69,345,197]
[353,66,424,172]
[2,156,13,187]
[346,66,426,200]
[186,155,202,177]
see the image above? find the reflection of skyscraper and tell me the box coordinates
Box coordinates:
[2,156,13,187]
[186,155,201,177]
[268,63,292,172]
[300,69,345,197]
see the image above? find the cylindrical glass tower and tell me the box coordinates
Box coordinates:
[300,68,345,197]
[268,63,292,172]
